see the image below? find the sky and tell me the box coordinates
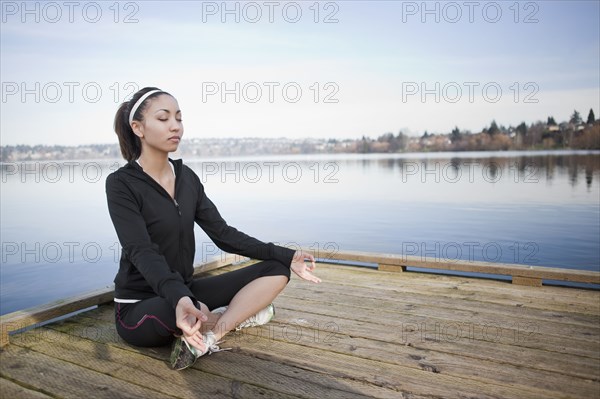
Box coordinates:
[1,0,599,145]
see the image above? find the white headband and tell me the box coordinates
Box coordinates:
[128,89,162,125]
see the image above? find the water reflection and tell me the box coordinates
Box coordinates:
[358,152,600,190]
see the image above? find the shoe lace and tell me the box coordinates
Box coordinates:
[206,340,232,355]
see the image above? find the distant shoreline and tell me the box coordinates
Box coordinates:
[1,148,598,164]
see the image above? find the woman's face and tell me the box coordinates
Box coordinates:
[132,94,183,153]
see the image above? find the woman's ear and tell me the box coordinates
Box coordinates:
[131,121,144,138]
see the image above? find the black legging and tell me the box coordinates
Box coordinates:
[114,260,290,347]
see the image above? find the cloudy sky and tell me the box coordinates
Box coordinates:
[1,0,599,145]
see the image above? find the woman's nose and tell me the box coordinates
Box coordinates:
[170,121,181,131]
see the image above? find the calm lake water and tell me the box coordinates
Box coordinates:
[1,150,599,315]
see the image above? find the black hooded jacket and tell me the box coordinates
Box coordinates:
[105,158,295,309]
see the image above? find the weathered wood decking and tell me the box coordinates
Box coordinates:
[1,255,599,398]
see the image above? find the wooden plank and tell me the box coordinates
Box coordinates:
[232,329,573,399]
[242,324,600,399]
[282,282,600,329]
[263,307,600,398]
[193,262,600,342]
[287,266,600,325]
[304,248,600,284]
[77,304,600,392]
[3,265,598,397]
[38,314,403,399]
[378,264,406,272]
[311,264,600,314]
[220,260,596,306]
[45,312,556,397]
[0,378,54,399]
[0,286,113,347]
[513,276,542,286]
[212,262,599,318]
[0,344,178,399]
[3,260,599,399]
[261,316,600,383]
[81,301,600,396]
[191,262,600,331]
[376,267,596,299]
[9,326,299,399]
[282,284,600,341]
[279,288,600,346]
[195,348,402,399]
[273,295,599,359]
[347,268,600,302]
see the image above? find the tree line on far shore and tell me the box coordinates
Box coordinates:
[1,109,598,162]
[350,109,599,153]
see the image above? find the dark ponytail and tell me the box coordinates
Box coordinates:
[113,86,171,161]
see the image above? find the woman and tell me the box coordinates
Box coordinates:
[106,87,321,370]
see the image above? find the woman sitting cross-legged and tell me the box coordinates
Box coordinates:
[106,87,321,370]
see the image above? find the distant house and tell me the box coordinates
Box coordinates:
[548,125,560,132]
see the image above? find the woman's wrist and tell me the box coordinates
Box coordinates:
[177,296,192,308]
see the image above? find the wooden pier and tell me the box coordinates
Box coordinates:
[1,251,599,398]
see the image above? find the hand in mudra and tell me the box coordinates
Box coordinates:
[291,251,322,283]
[175,296,208,352]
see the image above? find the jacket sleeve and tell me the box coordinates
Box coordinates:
[106,173,196,309]
[194,182,296,267]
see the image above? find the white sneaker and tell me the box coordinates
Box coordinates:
[211,306,227,315]
[237,303,275,331]
[170,331,229,370]
[211,304,275,331]
[194,331,229,357]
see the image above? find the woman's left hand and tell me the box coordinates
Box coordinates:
[291,251,322,283]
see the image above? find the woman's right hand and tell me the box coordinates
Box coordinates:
[175,296,208,351]
[291,250,322,283]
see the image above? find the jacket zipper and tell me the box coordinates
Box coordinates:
[171,167,183,280]
[132,160,184,276]
[173,198,181,216]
